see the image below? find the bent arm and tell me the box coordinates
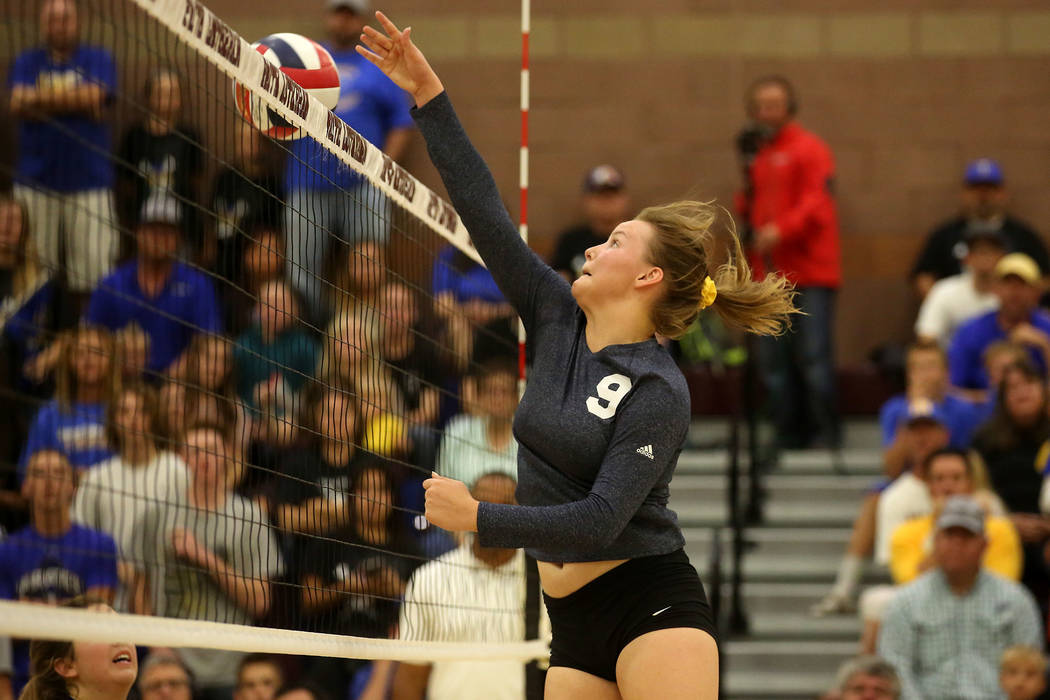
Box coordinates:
[477,381,688,554]
[202,554,271,618]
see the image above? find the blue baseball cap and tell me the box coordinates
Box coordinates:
[964,158,1004,186]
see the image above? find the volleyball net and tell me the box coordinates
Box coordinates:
[0,0,544,690]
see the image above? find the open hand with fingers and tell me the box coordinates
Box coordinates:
[357,11,444,107]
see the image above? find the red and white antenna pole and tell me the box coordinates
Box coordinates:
[517,0,530,394]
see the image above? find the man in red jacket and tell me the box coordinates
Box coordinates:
[738,75,842,449]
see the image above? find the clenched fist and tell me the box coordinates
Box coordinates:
[423,472,479,532]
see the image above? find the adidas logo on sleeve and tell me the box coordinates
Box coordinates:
[636,444,654,460]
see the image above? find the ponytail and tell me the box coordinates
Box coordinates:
[639,200,797,338]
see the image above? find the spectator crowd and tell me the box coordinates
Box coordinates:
[0,1,537,700]
[3,1,1050,700]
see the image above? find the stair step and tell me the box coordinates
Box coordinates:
[723,670,838,699]
[723,639,856,673]
[673,500,862,528]
[676,448,884,476]
[671,473,877,503]
[681,527,850,558]
[682,418,881,697]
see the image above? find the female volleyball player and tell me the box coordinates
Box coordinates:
[19,602,137,700]
[359,14,796,699]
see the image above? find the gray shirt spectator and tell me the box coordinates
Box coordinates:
[133,426,282,690]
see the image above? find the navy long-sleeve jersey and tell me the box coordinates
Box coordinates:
[414,92,689,563]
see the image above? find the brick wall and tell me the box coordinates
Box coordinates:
[13,0,1050,362]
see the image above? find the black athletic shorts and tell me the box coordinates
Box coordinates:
[542,548,717,682]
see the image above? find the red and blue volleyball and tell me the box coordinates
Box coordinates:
[234,32,341,141]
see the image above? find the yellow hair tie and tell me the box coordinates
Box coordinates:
[699,276,717,310]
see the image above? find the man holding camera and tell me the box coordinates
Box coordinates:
[737,75,841,450]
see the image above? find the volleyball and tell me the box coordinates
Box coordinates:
[233,33,341,141]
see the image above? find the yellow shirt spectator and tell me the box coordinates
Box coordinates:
[890,514,1022,584]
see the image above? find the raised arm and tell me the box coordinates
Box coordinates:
[358,12,571,330]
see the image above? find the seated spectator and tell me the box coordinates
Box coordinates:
[889,450,1015,585]
[393,473,545,700]
[300,459,420,638]
[858,449,1017,652]
[180,333,251,470]
[813,400,949,616]
[224,225,286,333]
[137,653,194,700]
[258,383,362,579]
[133,424,283,696]
[73,382,189,612]
[972,360,1050,616]
[116,324,150,383]
[116,68,202,245]
[879,341,980,467]
[911,159,1049,299]
[234,655,284,700]
[915,229,1004,347]
[550,164,630,282]
[877,496,1042,700]
[235,280,318,414]
[431,251,508,385]
[210,121,284,291]
[975,340,1029,417]
[338,240,387,319]
[436,358,518,486]
[378,281,448,431]
[86,193,222,378]
[949,253,1050,391]
[322,310,408,459]
[431,245,512,327]
[0,195,53,418]
[19,324,117,479]
[873,404,954,566]
[1000,645,1047,700]
[163,335,238,432]
[0,449,118,698]
[824,655,900,700]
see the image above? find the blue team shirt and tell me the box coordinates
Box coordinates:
[0,523,119,697]
[18,401,113,480]
[285,49,413,191]
[9,46,116,192]
[431,246,507,305]
[948,309,1050,389]
[85,261,222,373]
[878,394,982,449]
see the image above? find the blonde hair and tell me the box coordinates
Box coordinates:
[1001,645,1047,673]
[638,200,797,339]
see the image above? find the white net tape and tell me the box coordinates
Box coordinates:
[138,0,482,265]
[0,601,548,662]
